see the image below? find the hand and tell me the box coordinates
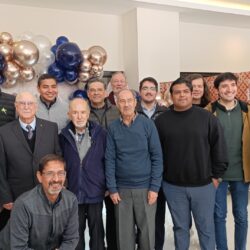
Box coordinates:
[110,192,121,205]
[3,202,13,210]
[148,191,158,205]
[212,178,220,189]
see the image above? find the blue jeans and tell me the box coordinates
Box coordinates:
[163,181,216,250]
[214,181,249,250]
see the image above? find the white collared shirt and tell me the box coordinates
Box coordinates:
[19,117,36,132]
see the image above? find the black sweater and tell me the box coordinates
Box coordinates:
[155,106,228,187]
[0,89,15,127]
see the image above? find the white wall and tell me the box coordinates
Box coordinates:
[180,22,250,73]
[0,3,123,71]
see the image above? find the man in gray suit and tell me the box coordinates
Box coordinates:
[0,91,61,229]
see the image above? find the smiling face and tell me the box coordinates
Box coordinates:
[218,79,237,104]
[38,78,58,103]
[110,72,127,94]
[36,160,66,202]
[15,92,37,124]
[191,78,204,103]
[171,83,193,111]
[140,81,157,104]
[117,89,137,118]
[87,81,106,107]
[68,98,90,133]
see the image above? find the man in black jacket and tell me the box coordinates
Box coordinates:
[155,77,228,250]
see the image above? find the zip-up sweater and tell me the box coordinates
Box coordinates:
[155,106,228,186]
[59,121,107,204]
[0,184,79,250]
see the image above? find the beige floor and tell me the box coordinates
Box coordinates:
[85,192,249,249]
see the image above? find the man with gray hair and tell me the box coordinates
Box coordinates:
[105,89,163,250]
[0,92,61,229]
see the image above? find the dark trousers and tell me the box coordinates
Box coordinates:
[105,196,118,250]
[0,209,10,231]
[155,188,166,250]
[76,203,105,250]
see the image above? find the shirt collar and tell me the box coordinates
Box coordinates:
[19,117,36,131]
[40,96,57,110]
[120,112,138,126]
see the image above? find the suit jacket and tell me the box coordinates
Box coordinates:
[0,117,61,206]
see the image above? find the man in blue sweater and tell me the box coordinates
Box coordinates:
[105,89,163,250]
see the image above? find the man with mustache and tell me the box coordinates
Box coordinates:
[60,98,107,250]
[0,154,79,250]
[136,77,167,250]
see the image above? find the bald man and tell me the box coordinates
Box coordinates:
[0,92,61,230]
[59,98,107,250]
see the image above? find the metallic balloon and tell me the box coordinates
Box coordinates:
[32,35,52,52]
[81,50,90,60]
[4,61,20,80]
[78,72,90,82]
[19,67,35,82]
[13,40,39,67]
[38,50,55,67]
[91,65,99,73]
[16,31,34,42]
[89,51,102,65]
[80,60,92,72]
[2,78,17,88]
[0,32,13,45]
[88,46,107,65]
[0,44,13,61]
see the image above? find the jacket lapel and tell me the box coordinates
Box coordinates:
[12,120,32,154]
[34,118,44,154]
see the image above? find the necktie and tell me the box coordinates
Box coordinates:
[26,125,33,140]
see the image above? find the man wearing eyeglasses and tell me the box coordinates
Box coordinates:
[0,154,79,250]
[136,77,167,250]
[0,92,61,231]
[59,98,107,250]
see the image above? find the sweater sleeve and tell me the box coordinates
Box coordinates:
[59,198,79,250]
[10,200,34,250]
[148,121,163,192]
[105,126,117,193]
[209,114,228,178]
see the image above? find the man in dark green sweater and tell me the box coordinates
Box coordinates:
[206,72,250,250]
[155,77,228,250]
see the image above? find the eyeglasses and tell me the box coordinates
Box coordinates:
[16,101,36,107]
[42,171,66,178]
[88,88,105,93]
[112,80,126,84]
[141,86,157,91]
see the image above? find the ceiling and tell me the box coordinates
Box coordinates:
[1,0,250,28]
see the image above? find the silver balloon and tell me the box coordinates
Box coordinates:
[19,67,35,82]
[32,35,52,52]
[13,40,39,67]
[0,32,13,44]
[88,46,107,65]
[16,31,34,42]
[38,50,55,67]
[80,60,92,72]
[4,61,20,80]
[81,50,90,60]
[79,72,90,82]
[0,44,13,61]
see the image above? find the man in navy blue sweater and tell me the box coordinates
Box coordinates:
[105,89,163,250]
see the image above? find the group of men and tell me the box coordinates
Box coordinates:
[0,71,249,250]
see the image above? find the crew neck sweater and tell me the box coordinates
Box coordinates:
[155,106,228,187]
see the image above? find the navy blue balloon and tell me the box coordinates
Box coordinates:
[0,53,6,71]
[65,70,78,82]
[56,42,83,70]
[50,45,58,55]
[0,74,5,85]
[72,89,88,100]
[48,63,64,82]
[56,36,69,46]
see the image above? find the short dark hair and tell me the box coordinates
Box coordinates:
[86,78,106,90]
[186,74,210,107]
[38,154,65,173]
[37,74,57,87]
[169,77,193,94]
[214,72,238,89]
[139,77,158,91]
